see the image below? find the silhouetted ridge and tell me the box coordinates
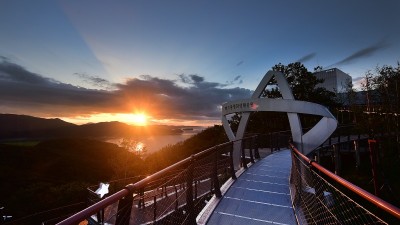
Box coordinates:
[0,114,183,140]
[0,114,76,139]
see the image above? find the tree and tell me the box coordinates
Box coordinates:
[372,63,400,112]
[342,78,357,106]
[110,138,147,179]
[361,70,374,112]
[270,62,339,108]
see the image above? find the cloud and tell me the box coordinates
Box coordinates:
[178,74,206,84]
[327,40,390,68]
[0,59,113,116]
[178,74,225,90]
[352,76,365,90]
[225,75,243,86]
[0,58,252,122]
[74,73,115,90]
[236,60,244,66]
[188,74,204,83]
[0,57,57,85]
[296,53,316,63]
[352,77,363,82]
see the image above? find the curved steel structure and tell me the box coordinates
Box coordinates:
[222,70,337,167]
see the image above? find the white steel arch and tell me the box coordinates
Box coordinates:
[222,70,337,168]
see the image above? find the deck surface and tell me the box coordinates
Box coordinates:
[206,149,297,225]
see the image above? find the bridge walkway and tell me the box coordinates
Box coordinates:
[205,149,297,225]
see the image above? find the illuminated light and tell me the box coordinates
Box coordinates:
[127,113,148,126]
[60,113,219,127]
[95,182,109,198]
[116,113,148,126]
[135,142,145,153]
[59,112,150,126]
[251,103,259,110]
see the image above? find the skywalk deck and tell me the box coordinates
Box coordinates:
[203,149,297,225]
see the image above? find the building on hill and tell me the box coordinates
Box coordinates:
[314,68,352,93]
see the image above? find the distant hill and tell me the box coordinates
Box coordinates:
[0,114,76,139]
[0,114,76,131]
[0,114,183,140]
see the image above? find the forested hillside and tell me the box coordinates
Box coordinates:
[0,126,226,223]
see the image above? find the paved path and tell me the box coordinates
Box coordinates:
[206,149,297,225]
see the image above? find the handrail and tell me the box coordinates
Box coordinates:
[57,136,256,225]
[290,143,400,220]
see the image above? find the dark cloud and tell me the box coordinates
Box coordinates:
[189,74,204,83]
[178,74,191,84]
[0,57,56,85]
[178,74,223,89]
[236,60,244,66]
[0,58,252,121]
[226,75,243,86]
[178,74,207,85]
[0,58,113,117]
[296,53,316,63]
[74,73,115,90]
[328,40,390,68]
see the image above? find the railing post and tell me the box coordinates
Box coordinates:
[212,148,222,198]
[254,135,260,159]
[314,149,320,164]
[174,185,178,210]
[138,188,145,209]
[186,155,196,225]
[93,194,104,225]
[163,184,167,198]
[249,137,255,164]
[368,139,380,197]
[229,143,237,180]
[115,192,133,225]
[269,132,273,153]
[354,140,360,170]
[241,139,248,169]
[277,132,280,150]
[153,195,157,222]
[333,144,341,175]
[194,180,198,200]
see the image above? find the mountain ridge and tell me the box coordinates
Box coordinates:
[0,114,183,140]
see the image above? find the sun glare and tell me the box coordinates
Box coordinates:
[127,113,148,126]
[60,113,150,126]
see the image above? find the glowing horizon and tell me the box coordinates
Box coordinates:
[57,113,220,127]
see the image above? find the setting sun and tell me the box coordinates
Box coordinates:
[127,113,148,126]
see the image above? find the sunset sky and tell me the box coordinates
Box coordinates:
[1,0,400,126]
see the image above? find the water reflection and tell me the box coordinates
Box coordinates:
[107,128,204,154]
[120,138,147,156]
[134,142,145,153]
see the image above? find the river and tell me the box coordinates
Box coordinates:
[105,127,204,154]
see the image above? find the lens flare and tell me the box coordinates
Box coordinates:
[124,113,148,126]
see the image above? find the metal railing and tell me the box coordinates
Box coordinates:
[290,143,400,224]
[55,127,400,225]
[57,135,262,225]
